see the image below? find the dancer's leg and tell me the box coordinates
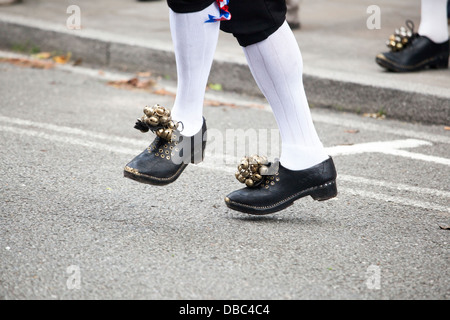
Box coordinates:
[243,21,328,171]
[224,10,337,215]
[124,1,218,185]
[418,0,449,44]
[169,2,220,136]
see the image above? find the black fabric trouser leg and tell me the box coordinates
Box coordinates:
[167,0,216,13]
[166,0,287,46]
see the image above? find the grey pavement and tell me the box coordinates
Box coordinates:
[0,52,449,300]
[0,0,449,124]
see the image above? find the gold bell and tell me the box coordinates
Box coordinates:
[234,154,276,187]
[240,160,249,170]
[241,170,250,178]
[252,173,262,182]
[250,155,259,164]
[156,128,165,137]
[245,179,254,187]
[159,116,170,126]
[146,116,159,127]
[259,165,269,176]
[143,106,155,117]
[167,120,177,130]
[155,106,166,117]
[162,129,173,141]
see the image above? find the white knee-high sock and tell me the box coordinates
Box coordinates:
[418,0,449,44]
[169,3,220,136]
[243,21,329,171]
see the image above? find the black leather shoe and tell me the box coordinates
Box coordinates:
[225,157,338,215]
[124,105,207,186]
[376,35,449,72]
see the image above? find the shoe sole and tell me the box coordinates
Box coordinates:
[123,164,188,186]
[123,143,205,186]
[225,180,338,215]
[376,54,449,72]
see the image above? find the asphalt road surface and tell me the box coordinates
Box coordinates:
[0,54,449,300]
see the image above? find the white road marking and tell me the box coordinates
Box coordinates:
[343,188,450,215]
[327,139,450,166]
[339,174,450,198]
[1,115,449,165]
[0,116,145,147]
[196,162,450,215]
[0,116,449,214]
[0,125,139,155]
[327,139,432,155]
[382,149,450,166]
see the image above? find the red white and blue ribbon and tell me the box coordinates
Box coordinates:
[205,0,231,23]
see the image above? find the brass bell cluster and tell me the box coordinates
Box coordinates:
[135,104,180,141]
[386,20,415,52]
[235,155,270,188]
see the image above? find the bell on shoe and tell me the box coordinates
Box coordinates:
[124,104,207,186]
[376,20,450,72]
[225,155,338,215]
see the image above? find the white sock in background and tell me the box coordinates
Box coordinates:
[243,21,329,171]
[418,0,449,44]
[169,3,220,136]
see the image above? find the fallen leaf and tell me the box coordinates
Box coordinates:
[33,52,52,60]
[53,52,72,64]
[363,113,386,120]
[345,129,360,134]
[72,58,83,66]
[247,103,265,110]
[137,71,151,77]
[208,83,223,91]
[204,100,223,107]
[107,77,156,91]
[152,88,176,97]
[444,126,450,131]
[127,77,138,87]
[135,79,156,89]
[439,225,450,230]
[0,57,54,69]
[204,99,237,108]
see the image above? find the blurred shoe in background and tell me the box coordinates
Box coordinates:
[376,0,449,72]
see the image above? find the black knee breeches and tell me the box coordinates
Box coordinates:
[167,0,287,46]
